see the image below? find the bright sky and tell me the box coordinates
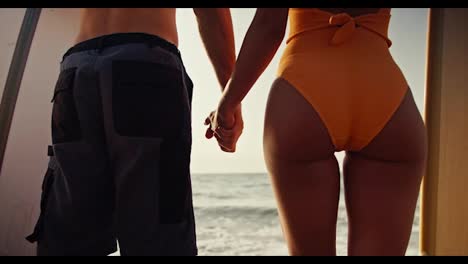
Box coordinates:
[176,8,429,174]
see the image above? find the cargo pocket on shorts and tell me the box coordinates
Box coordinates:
[111,60,186,138]
[51,67,82,144]
[26,146,56,243]
[159,139,192,224]
[112,60,192,224]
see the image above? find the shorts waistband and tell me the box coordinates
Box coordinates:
[62,32,180,60]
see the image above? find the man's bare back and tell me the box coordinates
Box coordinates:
[75,8,179,46]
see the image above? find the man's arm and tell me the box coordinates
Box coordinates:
[193,8,236,89]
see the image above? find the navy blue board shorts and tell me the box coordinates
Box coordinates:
[27,33,197,256]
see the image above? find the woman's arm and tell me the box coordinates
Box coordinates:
[208,8,288,152]
[218,8,289,113]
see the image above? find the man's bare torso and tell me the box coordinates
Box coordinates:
[75,8,179,46]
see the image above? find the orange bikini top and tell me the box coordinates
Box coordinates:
[287,8,392,47]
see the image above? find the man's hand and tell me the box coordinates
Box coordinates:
[204,104,243,153]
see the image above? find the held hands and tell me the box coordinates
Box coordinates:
[204,103,243,153]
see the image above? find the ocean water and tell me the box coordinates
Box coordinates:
[192,173,420,256]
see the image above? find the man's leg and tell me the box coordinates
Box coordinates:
[28,53,116,256]
[97,42,197,256]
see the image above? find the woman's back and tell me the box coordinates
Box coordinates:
[317,8,382,17]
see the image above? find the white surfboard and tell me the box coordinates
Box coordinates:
[0,8,80,256]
